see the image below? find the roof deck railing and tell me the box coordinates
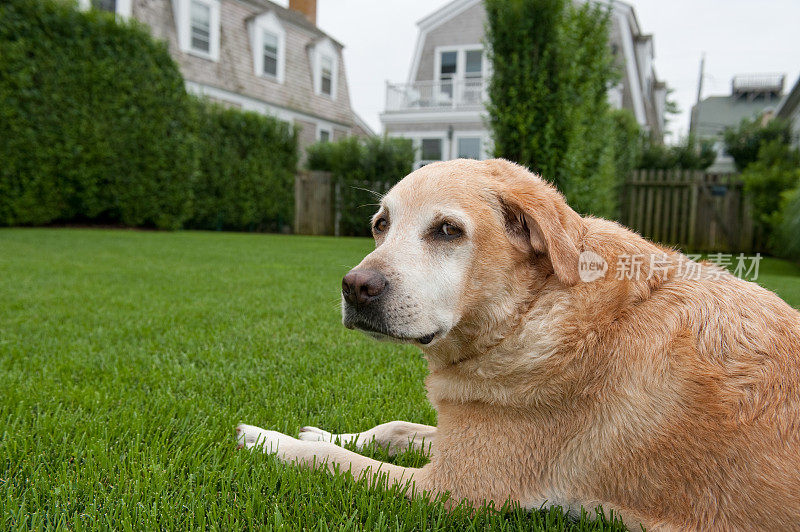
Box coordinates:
[384,79,487,112]
[732,74,785,96]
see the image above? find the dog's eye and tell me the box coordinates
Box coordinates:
[437,222,462,240]
[373,218,388,233]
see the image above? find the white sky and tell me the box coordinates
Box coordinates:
[298,0,800,143]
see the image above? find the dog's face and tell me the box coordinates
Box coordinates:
[341,159,583,352]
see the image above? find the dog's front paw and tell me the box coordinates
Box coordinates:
[298,425,334,442]
[235,424,300,458]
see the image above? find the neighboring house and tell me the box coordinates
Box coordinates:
[79,0,374,157]
[380,0,667,169]
[775,74,800,151]
[690,74,785,173]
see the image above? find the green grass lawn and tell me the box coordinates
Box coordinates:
[1,229,798,530]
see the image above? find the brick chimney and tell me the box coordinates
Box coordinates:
[289,0,316,26]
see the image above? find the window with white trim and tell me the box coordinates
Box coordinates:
[419,138,443,167]
[173,0,220,61]
[312,39,338,100]
[250,12,285,82]
[456,137,482,160]
[320,56,334,96]
[439,51,457,99]
[262,31,279,77]
[317,127,331,143]
[190,1,211,53]
[435,46,485,104]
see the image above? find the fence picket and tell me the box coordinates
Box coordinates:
[622,169,751,253]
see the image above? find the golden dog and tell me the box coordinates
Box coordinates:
[237,159,800,530]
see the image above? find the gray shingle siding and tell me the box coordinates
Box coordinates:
[414,3,486,83]
[134,0,354,126]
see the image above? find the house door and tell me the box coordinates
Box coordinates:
[437,48,484,106]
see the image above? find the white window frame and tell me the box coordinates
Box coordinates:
[413,134,448,169]
[388,131,492,168]
[312,38,339,100]
[317,125,332,143]
[454,135,483,160]
[433,45,486,105]
[173,0,220,62]
[433,45,486,85]
[250,12,286,83]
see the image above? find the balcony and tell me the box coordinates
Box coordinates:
[384,79,486,113]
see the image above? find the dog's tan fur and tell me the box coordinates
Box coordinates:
[238,159,800,530]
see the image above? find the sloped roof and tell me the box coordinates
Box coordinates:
[691,95,778,138]
[241,0,343,47]
[776,74,800,119]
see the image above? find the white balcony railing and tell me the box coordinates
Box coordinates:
[385,79,486,112]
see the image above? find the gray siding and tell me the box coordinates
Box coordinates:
[415,2,486,82]
[133,0,355,127]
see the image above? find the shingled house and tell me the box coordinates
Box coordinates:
[380,0,667,168]
[80,0,373,155]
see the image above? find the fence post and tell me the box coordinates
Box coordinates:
[687,170,700,250]
[334,181,341,237]
[294,171,304,234]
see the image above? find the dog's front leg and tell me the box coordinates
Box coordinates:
[297,421,437,455]
[236,424,427,489]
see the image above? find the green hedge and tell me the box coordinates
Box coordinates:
[0,0,298,231]
[0,0,197,229]
[777,184,800,261]
[485,0,632,219]
[306,137,414,236]
[188,103,297,232]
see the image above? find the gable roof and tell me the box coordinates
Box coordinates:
[241,0,343,48]
[416,0,482,31]
[776,74,800,119]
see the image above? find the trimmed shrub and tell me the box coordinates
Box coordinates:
[724,116,799,253]
[0,0,197,229]
[740,139,800,248]
[776,185,800,261]
[724,116,794,171]
[636,136,716,170]
[188,101,297,232]
[306,137,414,236]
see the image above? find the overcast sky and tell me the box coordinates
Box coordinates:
[300,0,799,143]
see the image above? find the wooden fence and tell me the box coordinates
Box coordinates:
[294,171,393,236]
[622,169,754,253]
[297,169,755,252]
[294,171,334,236]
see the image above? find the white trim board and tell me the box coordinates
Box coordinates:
[381,109,486,125]
[185,81,350,131]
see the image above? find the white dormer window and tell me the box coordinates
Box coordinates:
[317,126,331,143]
[190,2,211,53]
[250,12,286,82]
[320,56,333,96]
[312,39,338,100]
[263,32,279,77]
[173,0,220,61]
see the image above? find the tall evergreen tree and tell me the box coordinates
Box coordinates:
[485,0,624,217]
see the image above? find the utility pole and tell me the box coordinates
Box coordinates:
[696,54,705,105]
[690,54,705,140]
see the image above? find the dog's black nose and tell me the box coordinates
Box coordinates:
[342,269,386,306]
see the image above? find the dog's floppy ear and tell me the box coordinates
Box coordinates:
[490,160,584,287]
